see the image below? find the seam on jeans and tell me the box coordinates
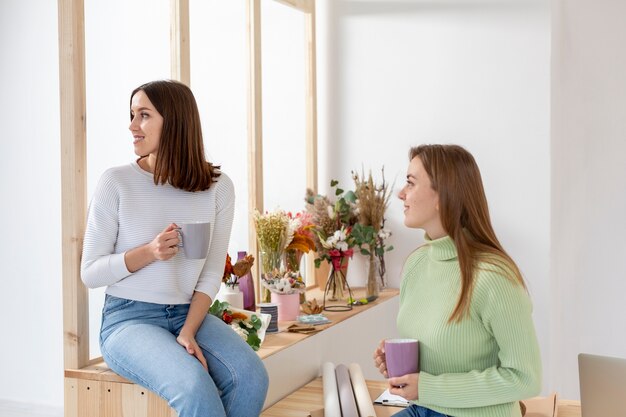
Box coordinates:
[100,342,175,410]
[197,339,239,413]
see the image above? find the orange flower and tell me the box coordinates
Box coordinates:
[232,254,255,277]
[223,254,234,282]
[231,312,249,321]
[285,234,316,253]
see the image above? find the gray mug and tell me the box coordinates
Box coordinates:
[178,222,211,259]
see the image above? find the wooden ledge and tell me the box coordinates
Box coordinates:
[257,287,398,359]
[65,287,399,384]
[262,378,583,417]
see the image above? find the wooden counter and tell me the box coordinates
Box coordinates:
[262,378,582,417]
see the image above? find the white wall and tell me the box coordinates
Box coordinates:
[0,0,63,412]
[320,0,552,391]
[551,0,626,400]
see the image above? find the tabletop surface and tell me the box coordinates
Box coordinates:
[262,378,582,417]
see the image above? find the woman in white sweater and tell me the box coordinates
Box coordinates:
[81,80,268,417]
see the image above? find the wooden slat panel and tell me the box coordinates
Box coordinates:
[100,381,123,417]
[58,0,89,373]
[304,1,318,286]
[246,0,264,300]
[122,384,148,417]
[170,0,190,85]
[304,1,318,199]
[65,378,79,417]
[78,379,101,417]
[147,389,172,417]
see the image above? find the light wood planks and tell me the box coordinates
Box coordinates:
[262,378,398,417]
[170,0,190,85]
[58,0,89,373]
[64,378,176,417]
[262,378,583,417]
[304,1,318,286]
[247,0,264,298]
[65,288,399,384]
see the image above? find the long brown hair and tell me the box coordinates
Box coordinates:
[131,80,219,192]
[410,144,526,322]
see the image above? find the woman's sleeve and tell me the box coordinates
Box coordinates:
[418,272,542,408]
[194,174,235,300]
[80,172,131,288]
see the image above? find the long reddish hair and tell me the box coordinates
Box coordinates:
[410,144,526,322]
[131,80,219,192]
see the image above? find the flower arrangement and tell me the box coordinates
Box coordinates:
[284,211,317,271]
[305,179,359,268]
[254,210,291,274]
[222,253,255,288]
[209,300,263,351]
[351,168,394,290]
[261,270,306,294]
[285,212,316,252]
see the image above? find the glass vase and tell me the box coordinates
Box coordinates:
[366,254,380,300]
[260,249,282,303]
[377,253,388,289]
[323,255,353,312]
[284,249,306,303]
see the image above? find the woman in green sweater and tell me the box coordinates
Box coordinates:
[373,144,541,417]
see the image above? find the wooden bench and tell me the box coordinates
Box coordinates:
[64,288,399,416]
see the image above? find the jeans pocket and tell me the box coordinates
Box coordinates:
[103,295,135,315]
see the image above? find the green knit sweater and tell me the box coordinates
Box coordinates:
[397,235,542,417]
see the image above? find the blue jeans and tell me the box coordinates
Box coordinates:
[100,295,269,417]
[393,404,451,417]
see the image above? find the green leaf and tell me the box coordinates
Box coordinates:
[343,190,357,203]
[209,300,229,316]
[387,245,394,251]
[360,248,370,256]
[335,188,344,196]
[247,332,261,351]
[250,314,262,331]
[314,258,322,268]
[330,179,339,187]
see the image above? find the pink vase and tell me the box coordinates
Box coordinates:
[271,292,301,321]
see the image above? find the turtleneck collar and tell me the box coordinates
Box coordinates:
[424,234,458,261]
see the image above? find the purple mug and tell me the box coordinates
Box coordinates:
[384,338,419,378]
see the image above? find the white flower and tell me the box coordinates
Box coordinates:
[284,217,300,249]
[336,241,348,251]
[322,234,337,249]
[378,228,391,240]
[230,324,249,341]
[327,205,335,219]
[334,229,347,242]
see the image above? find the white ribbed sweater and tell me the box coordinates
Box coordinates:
[398,235,542,417]
[81,161,234,304]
